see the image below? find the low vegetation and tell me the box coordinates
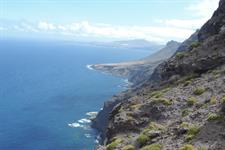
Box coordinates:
[179,144,195,150]
[179,122,200,141]
[137,122,165,147]
[152,97,172,106]
[140,143,163,150]
[136,134,149,147]
[210,96,217,105]
[190,41,200,50]
[207,113,221,121]
[176,52,187,59]
[193,87,206,95]
[222,96,225,103]
[106,138,123,150]
[181,109,190,117]
[187,97,197,106]
[186,124,200,141]
[122,145,135,150]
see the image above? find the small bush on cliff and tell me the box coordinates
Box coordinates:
[210,96,217,105]
[136,134,149,147]
[186,124,200,141]
[181,109,190,117]
[190,41,200,50]
[176,52,187,59]
[150,91,163,98]
[179,144,195,150]
[193,87,206,95]
[207,113,221,121]
[222,96,225,103]
[106,138,123,150]
[179,122,200,141]
[122,145,135,150]
[187,97,197,106]
[152,97,172,106]
[140,143,162,150]
[142,122,165,134]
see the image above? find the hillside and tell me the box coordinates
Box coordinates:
[92,0,225,149]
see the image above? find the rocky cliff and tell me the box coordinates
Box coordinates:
[93,0,225,149]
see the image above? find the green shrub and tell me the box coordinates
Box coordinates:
[207,113,221,121]
[176,52,187,59]
[193,87,206,95]
[222,97,225,103]
[142,122,165,135]
[182,109,190,117]
[190,41,200,50]
[136,134,149,146]
[180,122,200,141]
[210,96,217,105]
[187,97,197,106]
[140,144,162,150]
[106,138,123,150]
[186,125,200,141]
[150,91,163,98]
[197,146,206,150]
[122,145,135,150]
[153,97,172,106]
[179,144,195,150]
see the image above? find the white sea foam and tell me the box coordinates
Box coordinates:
[68,123,84,128]
[84,133,92,138]
[86,64,94,70]
[78,118,91,124]
[86,111,98,117]
[95,139,99,144]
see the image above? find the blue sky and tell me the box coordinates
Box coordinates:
[0,0,220,43]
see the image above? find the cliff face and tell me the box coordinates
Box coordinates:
[93,0,225,149]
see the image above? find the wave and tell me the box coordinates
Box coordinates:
[78,118,91,124]
[86,64,94,70]
[68,123,84,128]
[86,111,98,118]
[84,133,92,138]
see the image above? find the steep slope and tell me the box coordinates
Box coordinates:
[93,0,225,149]
[91,41,180,85]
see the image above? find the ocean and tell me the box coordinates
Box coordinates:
[0,39,150,150]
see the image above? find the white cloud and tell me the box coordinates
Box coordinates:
[155,18,206,29]
[38,21,56,30]
[0,20,195,43]
[187,0,219,18]
[0,0,220,44]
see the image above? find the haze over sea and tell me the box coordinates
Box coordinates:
[0,39,150,150]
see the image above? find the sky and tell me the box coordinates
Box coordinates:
[0,0,220,43]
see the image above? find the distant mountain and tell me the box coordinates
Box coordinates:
[92,39,164,51]
[90,40,180,85]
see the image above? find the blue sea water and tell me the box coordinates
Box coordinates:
[0,39,150,150]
